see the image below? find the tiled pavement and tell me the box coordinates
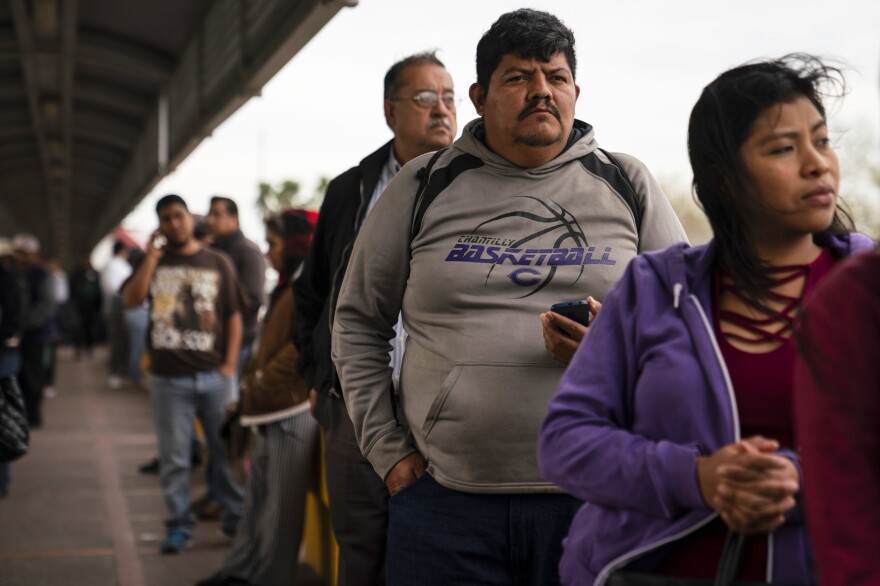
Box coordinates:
[0,347,324,586]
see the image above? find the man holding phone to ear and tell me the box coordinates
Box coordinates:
[122,194,245,555]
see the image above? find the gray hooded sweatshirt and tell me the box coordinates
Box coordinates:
[332,119,687,494]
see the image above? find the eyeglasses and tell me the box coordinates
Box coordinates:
[390,90,460,110]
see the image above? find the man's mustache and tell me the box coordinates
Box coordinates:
[518,100,561,121]
[428,119,452,130]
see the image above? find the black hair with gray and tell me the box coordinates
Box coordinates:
[688,53,853,305]
[475,9,576,91]
[210,196,238,217]
[383,51,446,99]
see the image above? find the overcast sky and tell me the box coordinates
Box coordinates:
[114,0,880,258]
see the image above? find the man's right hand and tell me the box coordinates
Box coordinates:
[147,229,166,259]
[541,296,602,364]
[385,452,427,497]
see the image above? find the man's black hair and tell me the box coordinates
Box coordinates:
[383,51,446,99]
[476,9,576,91]
[210,196,238,216]
[155,194,188,215]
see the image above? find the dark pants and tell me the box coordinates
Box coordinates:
[388,473,581,586]
[18,337,46,427]
[73,307,97,355]
[317,394,388,586]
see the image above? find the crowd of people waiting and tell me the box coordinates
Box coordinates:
[2,7,879,586]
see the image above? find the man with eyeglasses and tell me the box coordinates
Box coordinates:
[292,51,456,586]
[331,10,687,585]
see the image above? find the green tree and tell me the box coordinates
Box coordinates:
[836,124,880,238]
[255,177,330,218]
[658,174,713,245]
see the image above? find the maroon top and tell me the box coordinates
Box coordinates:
[795,250,880,585]
[657,249,835,579]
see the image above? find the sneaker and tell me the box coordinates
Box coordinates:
[160,530,191,554]
[191,495,224,521]
[138,457,160,475]
[44,386,58,398]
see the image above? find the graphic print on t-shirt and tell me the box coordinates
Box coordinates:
[150,265,220,351]
[443,196,619,298]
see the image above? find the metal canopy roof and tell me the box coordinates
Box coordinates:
[0,0,355,264]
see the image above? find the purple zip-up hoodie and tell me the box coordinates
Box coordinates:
[538,232,874,586]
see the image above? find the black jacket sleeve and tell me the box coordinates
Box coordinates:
[0,269,22,343]
[293,174,348,389]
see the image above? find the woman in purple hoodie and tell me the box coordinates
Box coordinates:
[538,54,874,586]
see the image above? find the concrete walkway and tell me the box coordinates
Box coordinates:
[0,346,323,586]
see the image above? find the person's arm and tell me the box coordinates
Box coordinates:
[292,179,341,387]
[252,290,309,404]
[122,232,162,308]
[239,243,265,320]
[0,271,21,341]
[331,163,422,487]
[613,153,689,252]
[217,253,242,377]
[541,296,601,364]
[220,311,242,377]
[538,255,706,518]
[794,255,880,585]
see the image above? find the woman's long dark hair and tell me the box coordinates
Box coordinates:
[687,53,854,305]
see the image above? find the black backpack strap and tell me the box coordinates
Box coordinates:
[579,148,643,234]
[411,148,449,243]
[410,148,483,244]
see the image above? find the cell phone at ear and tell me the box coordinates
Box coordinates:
[550,300,590,327]
[152,233,167,250]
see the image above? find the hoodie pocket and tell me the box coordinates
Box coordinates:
[420,361,563,489]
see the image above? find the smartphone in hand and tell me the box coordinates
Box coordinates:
[550,300,591,327]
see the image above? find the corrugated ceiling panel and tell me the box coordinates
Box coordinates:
[201,0,243,109]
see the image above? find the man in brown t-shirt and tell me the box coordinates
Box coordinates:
[123,194,245,554]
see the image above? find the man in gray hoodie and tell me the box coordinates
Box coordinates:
[332,9,687,585]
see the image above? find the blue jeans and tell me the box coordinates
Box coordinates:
[150,371,244,536]
[123,306,149,383]
[387,473,581,586]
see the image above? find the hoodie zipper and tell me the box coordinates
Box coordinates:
[594,292,743,585]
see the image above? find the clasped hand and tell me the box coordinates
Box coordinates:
[697,435,799,534]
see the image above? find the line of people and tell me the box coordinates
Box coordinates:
[4,7,875,586]
[300,8,876,586]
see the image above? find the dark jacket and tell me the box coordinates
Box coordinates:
[21,264,56,344]
[240,284,309,420]
[212,229,265,345]
[293,140,392,401]
[0,263,22,346]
